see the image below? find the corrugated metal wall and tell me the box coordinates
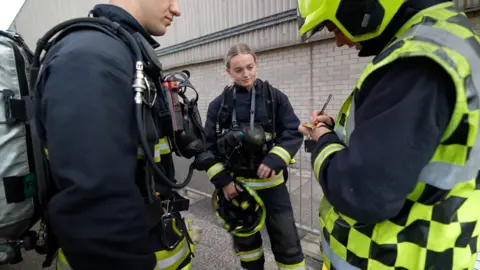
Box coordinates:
[158,20,333,69]
[10,0,296,50]
[11,0,108,49]
[157,0,480,69]
[10,0,480,64]
[457,0,480,10]
[159,0,296,47]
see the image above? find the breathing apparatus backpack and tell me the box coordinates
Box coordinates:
[0,30,43,265]
[212,181,266,237]
[0,16,213,267]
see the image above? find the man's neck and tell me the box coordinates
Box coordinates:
[109,0,145,27]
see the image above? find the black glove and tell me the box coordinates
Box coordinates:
[193,150,217,171]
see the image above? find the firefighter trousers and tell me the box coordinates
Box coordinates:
[232,182,305,270]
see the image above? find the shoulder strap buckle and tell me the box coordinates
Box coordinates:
[1,89,28,126]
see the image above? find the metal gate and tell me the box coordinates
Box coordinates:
[285,146,321,236]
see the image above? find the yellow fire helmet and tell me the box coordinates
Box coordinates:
[212,181,266,238]
[297,0,406,42]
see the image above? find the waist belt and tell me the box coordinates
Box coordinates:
[232,170,285,190]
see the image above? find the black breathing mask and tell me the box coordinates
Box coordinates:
[242,124,266,154]
[215,85,268,168]
[161,71,217,174]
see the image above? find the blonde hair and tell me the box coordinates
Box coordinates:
[224,43,257,69]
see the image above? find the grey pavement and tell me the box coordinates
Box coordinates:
[0,156,323,270]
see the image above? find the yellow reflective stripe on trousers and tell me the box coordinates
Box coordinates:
[236,245,264,262]
[207,162,225,180]
[277,260,306,270]
[269,146,291,165]
[236,170,284,190]
[155,237,191,270]
[57,246,190,270]
[313,144,345,181]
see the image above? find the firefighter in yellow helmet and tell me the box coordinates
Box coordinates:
[297,0,480,269]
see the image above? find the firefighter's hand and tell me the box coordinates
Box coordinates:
[298,123,333,141]
[309,125,332,141]
[223,182,243,200]
[310,110,335,127]
[298,124,311,137]
[257,164,276,179]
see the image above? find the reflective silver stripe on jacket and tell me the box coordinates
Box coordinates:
[344,23,480,190]
[324,19,480,270]
[398,24,480,189]
[207,162,225,180]
[321,236,360,270]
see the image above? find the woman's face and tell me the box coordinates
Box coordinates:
[227,53,257,89]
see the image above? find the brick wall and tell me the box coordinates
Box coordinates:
[166,16,480,171]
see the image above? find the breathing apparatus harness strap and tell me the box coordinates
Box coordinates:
[216,81,276,139]
[215,82,277,168]
[249,86,256,131]
[266,82,277,142]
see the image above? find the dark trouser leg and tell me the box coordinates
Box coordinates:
[232,232,265,270]
[259,183,306,269]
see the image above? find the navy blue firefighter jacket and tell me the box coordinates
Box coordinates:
[203,79,304,188]
[33,4,173,270]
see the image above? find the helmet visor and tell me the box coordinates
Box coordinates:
[301,23,325,42]
[297,6,325,42]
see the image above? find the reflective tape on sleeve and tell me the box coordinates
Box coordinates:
[269,146,292,165]
[313,143,345,181]
[207,163,225,180]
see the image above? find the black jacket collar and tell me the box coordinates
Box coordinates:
[234,79,263,95]
[90,4,160,49]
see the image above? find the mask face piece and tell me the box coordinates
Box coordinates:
[243,125,266,152]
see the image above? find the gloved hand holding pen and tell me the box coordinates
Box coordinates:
[298,94,335,141]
